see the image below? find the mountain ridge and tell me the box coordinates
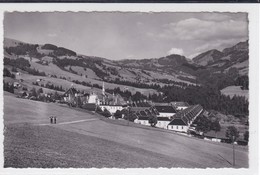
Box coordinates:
[3,38,249,92]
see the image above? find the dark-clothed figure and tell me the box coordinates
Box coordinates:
[50,116,53,124]
[54,116,57,124]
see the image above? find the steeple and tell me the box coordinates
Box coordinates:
[102,81,105,96]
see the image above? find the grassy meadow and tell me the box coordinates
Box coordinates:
[4,92,248,168]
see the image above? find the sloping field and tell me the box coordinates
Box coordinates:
[5,123,199,168]
[29,62,158,96]
[221,86,249,100]
[4,93,248,168]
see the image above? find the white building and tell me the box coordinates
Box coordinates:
[88,93,100,105]
[134,116,150,126]
[100,105,123,114]
[167,118,189,132]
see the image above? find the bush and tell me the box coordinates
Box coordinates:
[114,110,122,119]
[101,108,112,118]
[148,115,157,127]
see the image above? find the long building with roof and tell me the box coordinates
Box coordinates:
[168,104,203,133]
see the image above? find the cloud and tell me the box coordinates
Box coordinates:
[200,13,232,22]
[151,17,248,42]
[167,48,184,55]
[188,52,200,59]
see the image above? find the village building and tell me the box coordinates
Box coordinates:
[154,104,177,117]
[133,106,159,126]
[203,131,224,143]
[63,87,80,106]
[99,82,126,114]
[129,100,153,114]
[36,78,43,82]
[100,104,124,114]
[168,104,203,133]
[156,117,171,129]
[63,85,102,106]
[88,92,100,105]
[134,116,150,126]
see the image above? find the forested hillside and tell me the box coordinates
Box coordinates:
[3,38,249,118]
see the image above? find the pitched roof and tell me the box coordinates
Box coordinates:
[168,118,187,126]
[63,87,79,97]
[130,106,151,112]
[157,117,171,121]
[134,101,152,107]
[140,111,147,116]
[151,107,160,115]
[155,105,177,113]
[172,104,203,125]
[144,109,152,115]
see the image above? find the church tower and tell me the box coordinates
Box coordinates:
[102,81,105,95]
[102,81,105,104]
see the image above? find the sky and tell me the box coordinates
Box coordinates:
[4,12,248,60]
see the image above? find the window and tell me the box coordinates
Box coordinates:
[177,126,178,129]
[182,126,183,129]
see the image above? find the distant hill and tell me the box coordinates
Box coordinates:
[3,38,249,98]
[192,41,249,75]
[193,49,224,66]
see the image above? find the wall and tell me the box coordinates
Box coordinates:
[134,119,150,126]
[168,125,188,133]
[158,112,175,117]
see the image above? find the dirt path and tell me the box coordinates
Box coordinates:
[38,118,99,126]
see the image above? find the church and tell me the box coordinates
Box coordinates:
[63,82,126,114]
[99,82,126,114]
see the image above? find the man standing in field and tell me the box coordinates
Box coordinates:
[50,116,53,124]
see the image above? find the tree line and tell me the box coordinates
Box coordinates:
[4,58,46,76]
[33,82,65,92]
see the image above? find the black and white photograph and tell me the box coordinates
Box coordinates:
[1,4,259,175]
